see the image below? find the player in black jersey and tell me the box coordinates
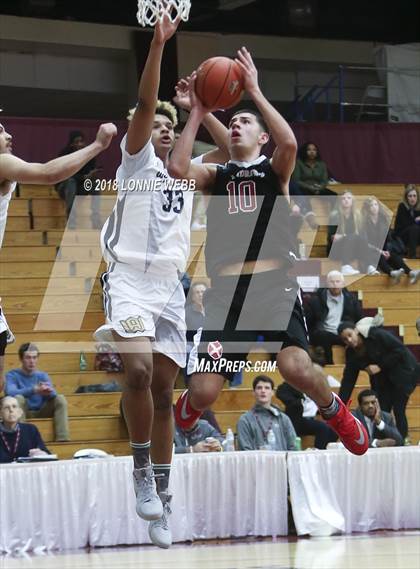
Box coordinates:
[169,47,368,455]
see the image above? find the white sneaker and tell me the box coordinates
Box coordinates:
[367,265,380,275]
[341,265,360,276]
[133,466,163,521]
[409,270,420,285]
[390,268,404,284]
[191,221,206,231]
[148,493,172,549]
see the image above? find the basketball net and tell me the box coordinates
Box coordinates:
[136,0,191,27]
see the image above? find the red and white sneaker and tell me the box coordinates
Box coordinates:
[175,390,202,430]
[325,394,369,455]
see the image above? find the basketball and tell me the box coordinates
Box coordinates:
[195,56,244,111]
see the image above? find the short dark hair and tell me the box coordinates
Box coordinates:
[231,109,268,133]
[358,388,377,406]
[18,342,39,360]
[252,375,274,390]
[337,321,356,335]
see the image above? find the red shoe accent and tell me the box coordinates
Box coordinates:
[325,394,369,455]
[174,390,202,430]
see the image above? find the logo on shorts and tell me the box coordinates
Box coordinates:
[120,316,145,334]
[207,340,223,360]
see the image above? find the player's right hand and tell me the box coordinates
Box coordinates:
[153,11,182,44]
[96,123,117,150]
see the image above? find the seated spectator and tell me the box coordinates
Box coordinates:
[174,415,223,453]
[0,300,15,393]
[327,191,377,276]
[361,197,419,284]
[0,396,50,463]
[276,382,337,449]
[305,270,362,365]
[56,130,102,229]
[186,282,207,342]
[337,319,419,441]
[5,343,70,441]
[394,184,420,259]
[352,389,403,447]
[291,141,337,198]
[236,375,297,451]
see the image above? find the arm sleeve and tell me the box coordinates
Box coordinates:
[338,355,362,403]
[33,426,50,454]
[319,161,329,186]
[5,372,35,398]
[236,415,257,450]
[378,414,404,446]
[283,415,297,450]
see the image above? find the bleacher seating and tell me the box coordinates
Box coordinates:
[1,183,418,457]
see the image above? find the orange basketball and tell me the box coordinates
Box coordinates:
[195,56,244,111]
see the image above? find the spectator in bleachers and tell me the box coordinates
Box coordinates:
[174,415,223,453]
[0,396,50,463]
[337,319,420,440]
[352,389,403,447]
[186,282,207,342]
[305,270,362,365]
[361,197,420,284]
[5,343,69,441]
[236,375,297,451]
[327,191,377,276]
[56,130,102,229]
[276,382,337,449]
[394,184,420,259]
[291,142,337,198]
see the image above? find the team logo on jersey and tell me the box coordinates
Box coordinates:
[207,340,223,360]
[120,316,145,334]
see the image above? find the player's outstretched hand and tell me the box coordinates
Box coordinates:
[235,47,259,95]
[153,11,182,45]
[95,123,117,150]
[173,77,192,111]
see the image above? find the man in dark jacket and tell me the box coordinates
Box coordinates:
[338,320,419,440]
[276,382,337,449]
[305,270,362,364]
[352,389,403,447]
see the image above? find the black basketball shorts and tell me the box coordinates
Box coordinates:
[187,269,309,382]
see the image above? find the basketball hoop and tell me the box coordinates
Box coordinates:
[136,0,191,27]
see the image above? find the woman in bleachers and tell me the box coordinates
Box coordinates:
[327,191,375,276]
[394,184,420,259]
[361,197,420,284]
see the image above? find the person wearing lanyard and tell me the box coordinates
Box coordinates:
[0,396,50,463]
[236,375,297,451]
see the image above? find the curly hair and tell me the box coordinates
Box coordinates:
[127,100,178,127]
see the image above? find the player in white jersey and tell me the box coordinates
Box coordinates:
[94,15,228,549]
[0,119,117,391]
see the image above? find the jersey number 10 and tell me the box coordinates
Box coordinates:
[226,181,257,215]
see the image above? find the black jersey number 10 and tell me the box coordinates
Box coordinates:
[162,189,184,214]
[226,181,257,214]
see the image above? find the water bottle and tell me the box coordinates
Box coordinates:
[224,428,235,452]
[295,436,302,451]
[79,351,88,371]
[267,428,276,451]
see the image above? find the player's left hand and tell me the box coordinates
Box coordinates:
[235,47,259,95]
[153,11,181,44]
[173,77,192,111]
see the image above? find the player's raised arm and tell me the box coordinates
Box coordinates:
[126,14,181,156]
[0,123,116,186]
[173,77,230,164]
[168,74,216,192]
[235,47,297,186]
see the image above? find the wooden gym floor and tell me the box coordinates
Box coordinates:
[2,532,419,569]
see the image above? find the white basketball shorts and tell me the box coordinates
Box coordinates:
[94,262,187,368]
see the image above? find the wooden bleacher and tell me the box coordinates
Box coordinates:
[1,183,419,458]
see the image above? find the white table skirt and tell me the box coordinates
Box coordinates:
[0,451,288,553]
[288,447,420,536]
